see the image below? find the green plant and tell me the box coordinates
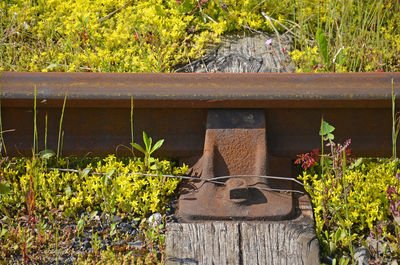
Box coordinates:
[0,154,186,263]
[44,113,48,150]
[319,118,335,176]
[290,0,399,72]
[130,96,134,155]
[316,28,328,68]
[0,158,10,199]
[392,78,400,160]
[55,224,59,265]
[57,91,68,158]
[33,85,38,154]
[76,215,86,238]
[131,131,164,170]
[299,120,400,262]
[137,218,165,264]
[91,232,103,256]
[0,80,7,156]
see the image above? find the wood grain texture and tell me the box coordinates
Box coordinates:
[240,222,319,265]
[166,222,240,265]
[166,222,319,265]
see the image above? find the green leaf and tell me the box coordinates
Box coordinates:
[65,186,72,197]
[142,131,152,153]
[110,223,116,236]
[77,218,85,231]
[0,228,7,237]
[316,28,328,64]
[326,133,335,140]
[40,149,55,160]
[329,241,336,253]
[150,164,158,170]
[150,139,164,154]
[349,158,363,169]
[336,49,346,66]
[319,119,335,136]
[131,143,145,154]
[178,0,193,14]
[155,5,164,16]
[80,167,91,178]
[335,228,341,242]
[90,211,98,219]
[339,257,350,265]
[103,169,115,185]
[0,182,10,195]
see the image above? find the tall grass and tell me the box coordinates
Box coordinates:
[0,86,7,156]
[131,96,134,155]
[287,0,400,72]
[57,91,68,158]
[33,86,38,154]
[1,0,399,73]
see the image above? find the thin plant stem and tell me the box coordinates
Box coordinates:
[57,91,68,158]
[44,113,48,150]
[341,150,354,260]
[131,96,134,155]
[392,78,397,160]
[0,86,7,156]
[33,86,38,154]
[55,224,59,265]
[320,117,325,176]
[60,131,64,158]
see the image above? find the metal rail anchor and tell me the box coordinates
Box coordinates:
[178,109,296,221]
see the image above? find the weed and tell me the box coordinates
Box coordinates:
[131,131,164,170]
[2,0,399,73]
[76,215,86,238]
[44,113,48,151]
[298,120,400,262]
[57,91,68,159]
[0,79,7,156]
[392,78,400,159]
[33,86,38,154]
[131,96,134,156]
[91,232,103,257]
[55,224,59,265]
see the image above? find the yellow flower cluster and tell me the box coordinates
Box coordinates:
[288,0,400,72]
[0,0,398,72]
[299,159,398,244]
[1,155,187,218]
[0,0,273,72]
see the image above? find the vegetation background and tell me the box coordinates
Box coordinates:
[1,0,399,73]
[1,0,400,264]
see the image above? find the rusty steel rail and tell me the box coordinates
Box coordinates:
[1,72,400,177]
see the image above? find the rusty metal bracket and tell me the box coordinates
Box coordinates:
[177,109,298,221]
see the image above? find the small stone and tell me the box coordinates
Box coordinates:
[81,240,91,250]
[148,213,162,227]
[129,240,142,248]
[354,246,370,265]
[113,214,122,223]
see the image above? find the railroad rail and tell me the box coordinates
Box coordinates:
[1,72,399,177]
